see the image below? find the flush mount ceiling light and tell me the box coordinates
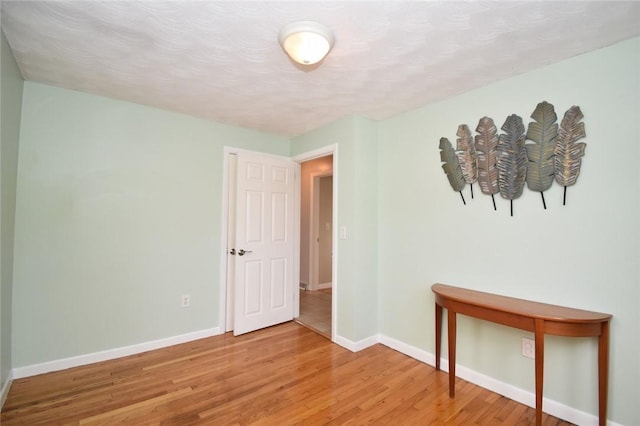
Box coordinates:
[278,21,335,65]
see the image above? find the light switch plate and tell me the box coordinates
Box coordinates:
[339,226,347,239]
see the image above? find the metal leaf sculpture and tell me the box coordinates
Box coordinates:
[455,124,478,199]
[475,117,500,210]
[554,105,586,205]
[525,101,558,209]
[497,114,527,216]
[439,137,466,205]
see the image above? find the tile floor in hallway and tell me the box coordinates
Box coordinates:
[296,287,331,338]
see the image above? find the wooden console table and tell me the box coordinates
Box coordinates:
[432,283,612,426]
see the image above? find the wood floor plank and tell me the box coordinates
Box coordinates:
[1,322,575,425]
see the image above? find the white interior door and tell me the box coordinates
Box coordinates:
[233,151,297,336]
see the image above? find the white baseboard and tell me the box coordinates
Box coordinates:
[378,334,435,365]
[12,327,222,379]
[377,334,620,426]
[333,333,378,353]
[1,371,14,409]
[306,282,332,291]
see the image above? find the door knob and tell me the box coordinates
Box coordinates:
[238,249,253,256]
[229,248,236,255]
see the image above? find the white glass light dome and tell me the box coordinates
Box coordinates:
[278,21,335,65]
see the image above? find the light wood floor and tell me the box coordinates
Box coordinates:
[297,288,331,337]
[2,322,574,425]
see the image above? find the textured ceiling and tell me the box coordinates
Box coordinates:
[2,1,640,137]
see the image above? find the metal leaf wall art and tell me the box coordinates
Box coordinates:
[554,106,586,205]
[497,114,528,216]
[455,124,478,199]
[439,137,466,205]
[437,102,587,214]
[525,101,558,209]
[475,117,500,210]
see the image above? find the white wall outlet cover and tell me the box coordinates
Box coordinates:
[180,294,191,308]
[521,337,535,359]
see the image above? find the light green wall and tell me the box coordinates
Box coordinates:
[291,116,379,341]
[353,118,378,339]
[377,37,639,425]
[12,82,289,367]
[0,29,24,389]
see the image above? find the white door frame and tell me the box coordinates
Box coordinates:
[220,144,337,340]
[223,152,238,331]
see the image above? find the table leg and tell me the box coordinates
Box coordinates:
[435,303,442,371]
[447,310,456,398]
[598,321,610,426]
[534,319,545,426]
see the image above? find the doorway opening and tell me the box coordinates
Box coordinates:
[296,155,333,337]
[220,145,337,340]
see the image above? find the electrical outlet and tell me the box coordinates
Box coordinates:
[522,337,535,359]
[180,294,191,308]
